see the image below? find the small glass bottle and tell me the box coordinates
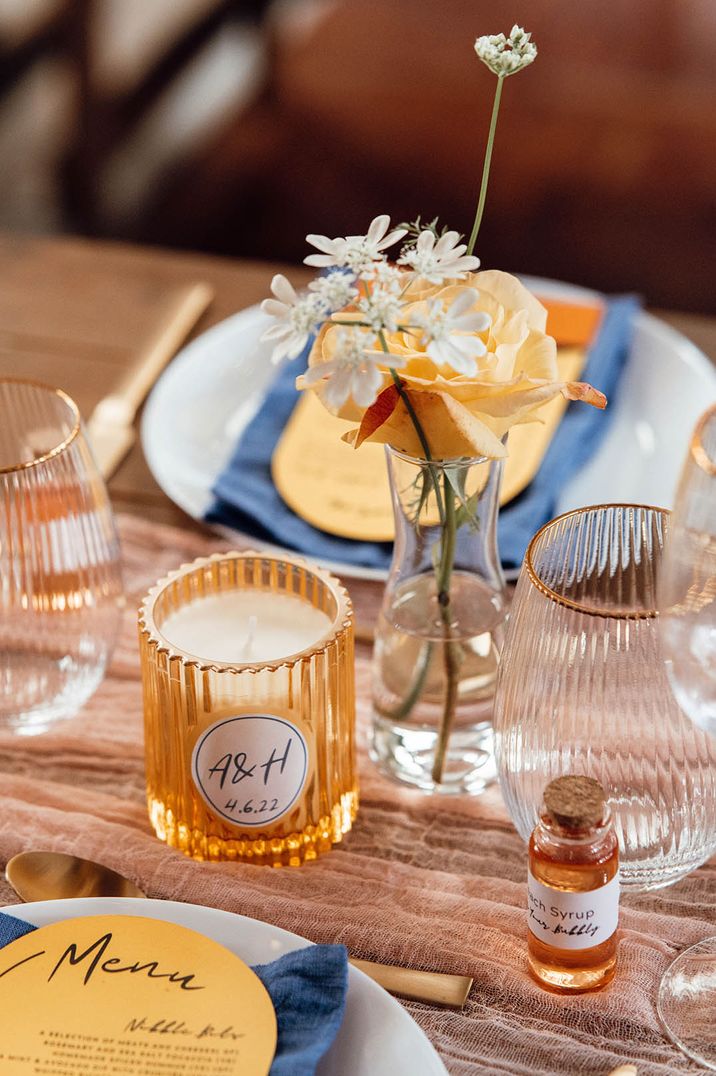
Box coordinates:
[528,775,619,993]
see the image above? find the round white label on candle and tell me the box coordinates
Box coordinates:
[192,715,309,828]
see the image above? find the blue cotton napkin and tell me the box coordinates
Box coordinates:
[0,910,348,1076]
[207,296,640,570]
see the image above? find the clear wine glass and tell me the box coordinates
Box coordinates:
[0,379,124,733]
[657,401,716,1069]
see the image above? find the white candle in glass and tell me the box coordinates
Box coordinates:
[140,550,356,865]
[159,590,332,664]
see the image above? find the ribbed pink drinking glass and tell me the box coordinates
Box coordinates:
[494,503,716,892]
[0,379,123,734]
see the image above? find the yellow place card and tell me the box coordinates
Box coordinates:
[542,297,604,348]
[273,394,392,542]
[272,347,586,542]
[0,915,277,1075]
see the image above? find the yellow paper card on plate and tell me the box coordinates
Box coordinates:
[0,915,277,1075]
[541,297,603,347]
[272,347,586,542]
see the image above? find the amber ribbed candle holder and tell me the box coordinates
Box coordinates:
[139,552,357,866]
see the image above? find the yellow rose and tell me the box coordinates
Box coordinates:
[298,269,605,460]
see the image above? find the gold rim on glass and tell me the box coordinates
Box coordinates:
[0,377,81,475]
[691,401,716,476]
[524,502,669,620]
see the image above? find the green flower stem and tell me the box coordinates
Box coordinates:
[330,318,420,332]
[431,472,461,785]
[376,332,459,784]
[467,74,504,257]
[388,371,447,525]
[437,471,457,596]
[377,330,445,525]
[381,639,434,722]
[377,344,442,725]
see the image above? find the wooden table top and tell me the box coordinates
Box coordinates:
[1,231,714,531]
[0,232,309,529]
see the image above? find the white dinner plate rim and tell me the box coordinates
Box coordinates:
[2,895,447,1076]
[141,278,716,583]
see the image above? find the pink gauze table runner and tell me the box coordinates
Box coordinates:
[0,514,713,1076]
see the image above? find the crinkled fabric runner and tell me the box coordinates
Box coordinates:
[0,514,712,1075]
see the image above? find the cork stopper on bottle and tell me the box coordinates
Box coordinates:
[543,775,606,830]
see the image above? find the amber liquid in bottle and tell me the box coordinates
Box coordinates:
[528,779,619,994]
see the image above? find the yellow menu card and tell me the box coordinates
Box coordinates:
[0,915,277,1075]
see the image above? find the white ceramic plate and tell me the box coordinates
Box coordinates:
[141,279,716,581]
[10,897,446,1076]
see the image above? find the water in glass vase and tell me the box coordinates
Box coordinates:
[372,570,507,793]
[370,447,508,794]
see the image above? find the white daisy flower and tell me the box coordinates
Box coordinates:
[260,274,325,364]
[357,286,403,333]
[359,261,405,294]
[302,328,404,409]
[304,215,408,273]
[413,290,491,375]
[474,26,537,78]
[308,271,358,312]
[398,230,480,284]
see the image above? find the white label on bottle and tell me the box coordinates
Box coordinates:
[527,868,619,950]
[191,714,309,828]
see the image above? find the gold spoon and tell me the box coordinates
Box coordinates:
[6,850,145,900]
[4,851,472,1008]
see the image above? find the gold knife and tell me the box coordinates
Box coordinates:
[350,958,473,1008]
[86,282,214,479]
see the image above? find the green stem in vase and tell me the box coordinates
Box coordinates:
[378,333,460,782]
[376,369,439,724]
[378,331,445,525]
[431,472,461,785]
[381,639,434,722]
[388,369,436,481]
[466,74,504,257]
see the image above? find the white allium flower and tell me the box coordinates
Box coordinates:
[304,215,408,273]
[357,287,403,333]
[260,274,325,364]
[474,26,537,78]
[308,271,358,312]
[399,230,480,284]
[302,328,404,409]
[413,289,491,375]
[359,261,405,294]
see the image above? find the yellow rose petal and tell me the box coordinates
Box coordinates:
[473,269,548,332]
[345,389,508,460]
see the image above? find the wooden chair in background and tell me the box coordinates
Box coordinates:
[0,0,275,237]
[0,1,714,313]
[138,0,716,313]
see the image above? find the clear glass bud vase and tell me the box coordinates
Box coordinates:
[370,446,508,794]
